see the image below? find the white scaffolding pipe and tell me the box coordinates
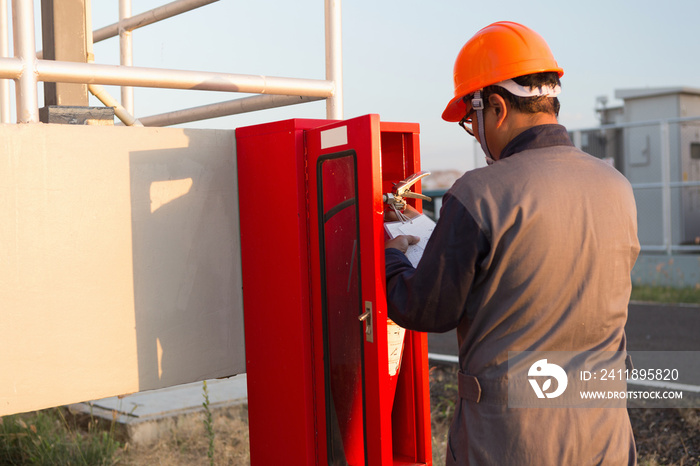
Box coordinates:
[324,0,342,119]
[5,58,336,96]
[138,94,324,127]
[119,0,134,114]
[11,0,38,123]
[0,0,10,122]
[85,0,141,126]
[0,56,22,78]
[93,0,219,43]
[89,83,143,126]
[4,0,339,124]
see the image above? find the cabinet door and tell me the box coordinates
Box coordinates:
[307,114,387,466]
[307,115,430,466]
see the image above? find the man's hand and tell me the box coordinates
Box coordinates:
[385,235,420,253]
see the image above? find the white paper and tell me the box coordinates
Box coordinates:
[387,319,405,376]
[384,214,436,268]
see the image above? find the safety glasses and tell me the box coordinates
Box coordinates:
[458,108,476,137]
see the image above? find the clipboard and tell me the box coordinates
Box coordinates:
[384,214,436,268]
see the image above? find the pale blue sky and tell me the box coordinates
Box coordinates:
[67,1,700,171]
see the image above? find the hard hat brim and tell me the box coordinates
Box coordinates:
[442,94,469,122]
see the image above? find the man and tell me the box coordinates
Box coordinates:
[385,21,640,465]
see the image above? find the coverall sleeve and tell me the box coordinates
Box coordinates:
[385,194,487,333]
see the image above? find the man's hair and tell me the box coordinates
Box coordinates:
[482,72,561,116]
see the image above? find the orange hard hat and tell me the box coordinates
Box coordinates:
[442,21,564,122]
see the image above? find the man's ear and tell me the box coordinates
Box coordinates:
[489,94,507,126]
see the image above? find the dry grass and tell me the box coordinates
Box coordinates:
[118,405,250,466]
[117,365,458,465]
[631,285,700,305]
[429,364,458,464]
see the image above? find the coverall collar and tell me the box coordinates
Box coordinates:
[499,124,573,161]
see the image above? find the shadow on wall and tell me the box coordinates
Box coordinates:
[129,130,245,392]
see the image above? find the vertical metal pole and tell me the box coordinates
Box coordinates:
[12,0,39,123]
[324,0,342,120]
[119,0,134,114]
[0,0,10,122]
[660,121,672,255]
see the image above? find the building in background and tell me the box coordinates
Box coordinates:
[577,87,700,251]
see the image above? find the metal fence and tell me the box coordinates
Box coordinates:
[571,116,700,255]
[0,0,343,125]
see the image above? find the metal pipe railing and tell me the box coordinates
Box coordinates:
[119,0,134,114]
[632,180,700,189]
[324,0,343,119]
[85,0,142,126]
[641,245,700,253]
[138,94,324,127]
[11,0,38,123]
[93,0,219,43]
[90,83,143,126]
[0,56,22,78]
[0,0,10,122]
[1,0,341,124]
[7,58,335,96]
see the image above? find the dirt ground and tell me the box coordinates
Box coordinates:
[116,364,699,465]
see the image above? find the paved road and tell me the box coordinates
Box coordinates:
[427,302,700,356]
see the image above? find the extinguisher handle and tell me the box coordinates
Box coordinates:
[383,171,432,223]
[402,191,432,202]
[392,170,431,197]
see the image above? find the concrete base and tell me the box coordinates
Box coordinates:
[68,374,247,446]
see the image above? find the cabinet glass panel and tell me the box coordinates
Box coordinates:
[317,150,366,466]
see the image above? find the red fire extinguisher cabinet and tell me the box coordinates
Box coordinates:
[236,115,432,465]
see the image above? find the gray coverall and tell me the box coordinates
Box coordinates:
[386,124,640,465]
